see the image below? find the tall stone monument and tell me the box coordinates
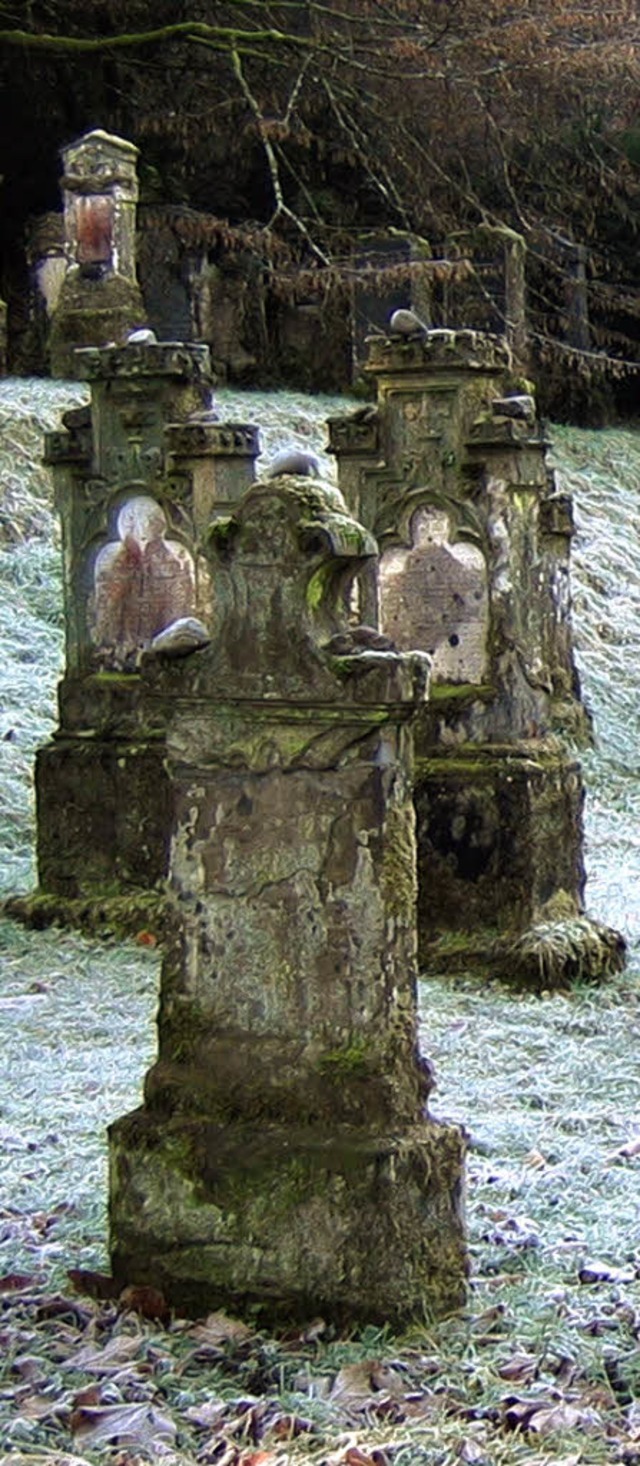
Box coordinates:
[329,328,588,966]
[36,339,259,899]
[109,472,467,1324]
[49,130,146,377]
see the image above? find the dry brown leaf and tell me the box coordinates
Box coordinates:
[184,1398,228,1430]
[523,1149,548,1169]
[68,1268,120,1300]
[11,1353,45,1380]
[188,1310,252,1347]
[237,1453,280,1466]
[456,1440,488,1463]
[72,1384,103,1409]
[267,1412,315,1440]
[608,1136,640,1161]
[528,1400,598,1434]
[119,1283,170,1322]
[578,1259,636,1284]
[498,1351,539,1382]
[0,1456,93,1466]
[63,1333,144,1374]
[70,1401,177,1450]
[503,1397,537,1431]
[15,1391,67,1421]
[0,1272,40,1292]
[330,1361,379,1407]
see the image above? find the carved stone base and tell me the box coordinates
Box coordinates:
[415,743,585,967]
[109,1108,467,1327]
[36,736,170,898]
[49,274,144,378]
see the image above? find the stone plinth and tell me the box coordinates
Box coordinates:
[414,743,585,958]
[35,338,260,901]
[329,329,589,964]
[109,474,467,1325]
[50,130,146,377]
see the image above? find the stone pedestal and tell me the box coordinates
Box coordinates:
[329,329,589,965]
[109,474,467,1325]
[35,339,259,901]
[49,130,146,377]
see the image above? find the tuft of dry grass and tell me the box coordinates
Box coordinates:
[495,915,628,990]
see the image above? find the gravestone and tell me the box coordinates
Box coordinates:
[36,338,259,900]
[109,471,467,1325]
[49,130,146,377]
[329,328,588,965]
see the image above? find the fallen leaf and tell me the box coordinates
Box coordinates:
[188,1310,252,1347]
[63,1334,144,1374]
[528,1400,599,1434]
[11,1354,45,1380]
[0,1272,40,1292]
[72,1386,103,1410]
[185,1399,228,1430]
[16,1392,66,1422]
[608,1137,640,1161]
[498,1352,539,1383]
[119,1283,170,1322]
[71,1401,177,1450]
[456,1441,488,1463]
[579,1260,636,1284]
[0,1456,93,1466]
[237,1454,279,1466]
[267,1412,315,1440]
[68,1268,120,1300]
[523,1149,548,1169]
[134,930,157,947]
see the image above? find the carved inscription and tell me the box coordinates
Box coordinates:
[380,506,489,683]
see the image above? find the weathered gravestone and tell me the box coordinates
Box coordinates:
[49,130,146,377]
[108,472,468,1324]
[36,339,259,901]
[328,328,589,966]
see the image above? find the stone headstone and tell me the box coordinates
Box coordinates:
[35,337,259,899]
[109,472,468,1326]
[328,327,589,965]
[49,130,146,377]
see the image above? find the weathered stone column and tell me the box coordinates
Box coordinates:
[35,339,259,902]
[109,473,467,1325]
[49,130,145,377]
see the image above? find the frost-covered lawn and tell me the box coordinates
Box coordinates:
[2,382,640,1464]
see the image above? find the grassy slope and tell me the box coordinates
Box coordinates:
[2,385,640,1464]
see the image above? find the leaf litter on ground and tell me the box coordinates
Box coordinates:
[3,384,640,1462]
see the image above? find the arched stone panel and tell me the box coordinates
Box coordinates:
[89,493,195,667]
[379,506,489,682]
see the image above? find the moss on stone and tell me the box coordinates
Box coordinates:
[109,1110,468,1327]
[381,798,417,922]
[2,888,169,941]
[429,682,494,704]
[316,1040,371,1077]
